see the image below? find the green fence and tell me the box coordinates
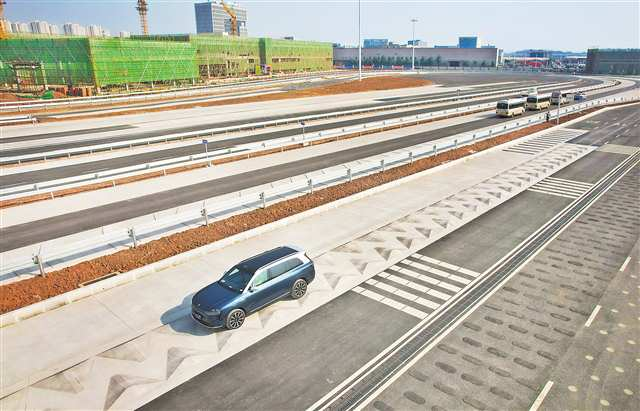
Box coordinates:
[191,35,261,77]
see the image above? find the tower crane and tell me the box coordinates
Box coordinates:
[136,0,149,35]
[0,1,8,40]
[220,0,238,36]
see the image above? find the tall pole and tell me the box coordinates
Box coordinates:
[358,0,362,81]
[411,18,418,71]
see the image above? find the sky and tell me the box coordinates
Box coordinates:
[5,0,640,52]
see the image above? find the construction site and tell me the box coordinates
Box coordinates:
[0,1,333,95]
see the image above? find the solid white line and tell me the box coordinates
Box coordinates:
[527,188,579,199]
[620,255,632,272]
[545,176,594,186]
[585,304,602,328]
[529,380,555,411]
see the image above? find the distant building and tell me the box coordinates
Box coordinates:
[119,31,131,38]
[334,46,501,68]
[10,22,30,33]
[458,36,480,48]
[29,20,52,34]
[63,23,86,36]
[194,1,248,37]
[87,24,104,37]
[283,36,294,40]
[49,24,60,35]
[407,39,425,47]
[434,45,456,49]
[586,48,640,74]
[364,38,389,48]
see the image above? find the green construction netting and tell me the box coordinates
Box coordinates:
[261,38,333,73]
[0,36,94,87]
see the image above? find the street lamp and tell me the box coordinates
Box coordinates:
[411,18,418,71]
[358,0,362,81]
[300,121,306,140]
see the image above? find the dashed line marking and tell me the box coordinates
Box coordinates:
[530,380,555,411]
[585,305,602,327]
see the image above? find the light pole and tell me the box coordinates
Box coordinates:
[300,121,306,140]
[411,18,418,71]
[358,0,362,81]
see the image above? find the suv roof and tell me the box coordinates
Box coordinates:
[239,246,300,273]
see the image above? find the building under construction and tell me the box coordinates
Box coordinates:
[0,34,333,92]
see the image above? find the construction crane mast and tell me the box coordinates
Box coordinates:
[220,0,238,36]
[0,1,8,40]
[136,0,149,35]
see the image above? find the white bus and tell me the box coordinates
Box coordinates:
[496,98,526,117]
[526,93,552,110]
[550,91,572,105]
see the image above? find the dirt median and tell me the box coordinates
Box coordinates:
[7,76,433,123]
[0,110,601,314]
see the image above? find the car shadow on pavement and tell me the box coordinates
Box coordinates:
[160,293,220,336]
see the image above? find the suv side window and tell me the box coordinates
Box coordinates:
[267,257,303,280]
[252,269,269,288]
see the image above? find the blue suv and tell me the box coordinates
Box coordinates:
[191,246,315,329]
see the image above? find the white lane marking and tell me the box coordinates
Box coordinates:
[545,176,594,187]
[530,380,555,411]
[527,188,580,199]
[585,305,602,328]
[620,256,632,272]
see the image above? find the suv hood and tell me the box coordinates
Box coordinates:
[192,282,238,312]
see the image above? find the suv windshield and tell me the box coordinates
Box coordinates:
[219,265,254,292]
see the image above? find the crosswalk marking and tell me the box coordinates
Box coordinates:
[353,254,482,319]
[503,128,587,155]
[527,176,593,199]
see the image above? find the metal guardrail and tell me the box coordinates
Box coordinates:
[2,93,636,279]
[1,78,597,165]
[0,115,34,126]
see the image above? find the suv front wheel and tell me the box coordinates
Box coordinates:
[291,279,308,299]
[225,308,246,329]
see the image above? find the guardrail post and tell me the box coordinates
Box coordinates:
[380,159,385,172]
[201,207,209,226]
[128,228,138,248]
[260,192,266,209]
[347,168,352,182]
[409,151,414,164]
[308,178,314,194]
[433,144,438,154]
[32,253,46,277]
[454,139,458,148]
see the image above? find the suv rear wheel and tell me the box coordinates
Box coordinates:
[225,309,246,329]
[291,279,308,299]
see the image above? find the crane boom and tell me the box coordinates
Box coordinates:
[220,0,238,36]
[136,0,149,35]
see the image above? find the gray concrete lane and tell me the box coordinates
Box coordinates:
[418,191,572,273]
[569,103,640,147]
[0,78,601,187]
[0,117,512,251]
[4,76,590,156]
[138,292,418,411]
[0,125,136,144]
[552,151,630,184]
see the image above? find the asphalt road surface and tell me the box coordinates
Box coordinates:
[137,125,638,410]
[1,95,637,252]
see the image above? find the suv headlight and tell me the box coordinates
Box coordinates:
[204,308,221,316]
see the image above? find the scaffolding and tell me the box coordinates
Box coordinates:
[0,34,333,92]
[260,38,333,73]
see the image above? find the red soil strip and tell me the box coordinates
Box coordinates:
[18,76,433,123]
[1,109,601,314]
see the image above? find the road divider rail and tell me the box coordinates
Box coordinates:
[0,115,34,126]
[1,93,637,283]
[0,79,606,165]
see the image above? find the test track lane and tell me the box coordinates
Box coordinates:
[1,80,598,187]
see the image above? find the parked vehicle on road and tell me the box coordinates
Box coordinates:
[191,246,315,329]
[526,93,552,110]
[551,91,570,105]
[496,98,526,117]
[574,92,587,101]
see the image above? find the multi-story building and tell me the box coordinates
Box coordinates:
[87,24,104,37]
[194,1,248,37]
[63,23,86,36]
[29,20,51,35]
[363,38,389,48]
[586,48,640,74]
[334,46,501,68]
[458,36,480,48]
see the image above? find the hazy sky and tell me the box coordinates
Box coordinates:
[5,0,640,51]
